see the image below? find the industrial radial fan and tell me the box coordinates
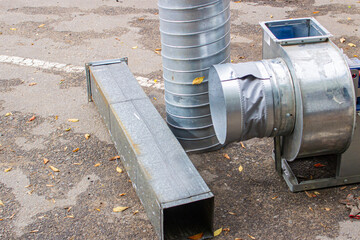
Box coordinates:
[209,18,360,192]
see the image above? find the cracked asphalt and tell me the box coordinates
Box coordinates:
[1,0,360,239]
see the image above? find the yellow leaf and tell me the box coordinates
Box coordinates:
[64,215,74,218]
[85,134,90,140]
[68,119,79,122]
[313,11,319,14]
[324,207,331,211]
[348,43,357,47]
[132,46,138,49]
[340,37,346,43]
[113,206,129,212]
[188,233,203,240]
[270,15,273,18]
[94,163,101,167]
[133,210,139,215]
[49,166,60,172]
[72,148,79,152]
[4,167,12,172]
[5,112,12,116]
[223,153,231,160]
[55,115,59,120]
[354,55,358,57]
[155,48,161,51]
[248,234,256,240]
[95,208,101,212]
[228,212,236,215]
[153,97,157,100]
[10,28,17,31]
[154,79,158,83]
[38,24,45,28]
[214,228,222,237]
[240,142,246,148]
[65,128,71,131]
[109,156,121,161]
[29,82,37,86]
[0,200,4,206]
[238,165,243,172]
[43,158,49,164]
[192,77,204,85]
[314,191,320,195]
[116,166,123,173]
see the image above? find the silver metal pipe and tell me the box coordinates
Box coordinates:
[159,0,231,152]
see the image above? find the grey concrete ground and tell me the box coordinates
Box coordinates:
[0,0,360,239]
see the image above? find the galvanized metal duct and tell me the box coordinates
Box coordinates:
[158,0,231,152]
[209,58,296,144]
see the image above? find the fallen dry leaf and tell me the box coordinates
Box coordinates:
[119,193,126,196]
[28,115,36,121]
[238,165,244,172]
[55,115,58,120]
[133,210,139,215]
[0,200,4,206]
[95,208,101,212]
[116,166,123,173]
[240,142,246,148]
[314,191,320,195]
[94,163,101,167]
[43,158,49,164]
[68,119,79,122]
[313,11,320,14]
[214,228,222,237]
[72,148,79,153]
[192,77,204,85]
[65,128,71,132]
[4,167,12,173]
[155,48,161,51]
[10,28,17,31]
[38,24,45,28]
[223,153,231,160]
[132,46,138,49]
[314,163,326,168]
[25,184,32,188]
[188,233,203,240]
[109,155,120,161]
[354,55,358,57]
[305,191,317,198]
[46,184,54,187]
[5,112,12,117]
[350,187,358,190]
[228,212,236,215]
[85,134,90,140]
[340,37,346,43]
[324,207,331,211]
[138,17,145,21]
[272,196,278,200]
[113,206,129,212]
[340,186,347,190]
[270,15,273,18]
[49,166,59,172]
[309,207,314,212]
[28,82,37,86]
[29,230,39,233]
[64,215,74,218]
[248,234,256,239]
[348,43,357,47]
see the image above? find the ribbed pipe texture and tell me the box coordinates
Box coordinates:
[159,0,231,152]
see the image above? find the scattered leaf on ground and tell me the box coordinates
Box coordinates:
[64,215,74,218]
[248,234,256,239]
[29,230,39,233]
[5,112,12,116]
[354,55,358,57]
[153,97,157,100]
[10,28,17,31]
[113,206,129,212]
[348,43,357,47]
[228,212,236,215]
[214,228,222,237]
[155,48,161,51]
[348,17,352,20]
[72,148,79,153]
[138,17,145,21]
[55,115,58,120]
[324,208,331,211]
[340,37,346,43]
[223,153,230,160]
[49,166,60,172]
[94,163,101,167]
[240,142,246,148]
[305,191,317,198]
[116,166,123,173]
[314,163,326,168]
[46,184,54,187]
[270,15,273,18]
[28,115,36,121]
[309,207,314,212]
[65,128,71,131]
[313,11,319,14]
[192,77,205,85]
[85,134,90,140]
[68,119,79,122]
[95,208,101,212]
[29,82,37,86]
[272,196,278,200]
[4,167,12,172]
[314,191,320,195]
[188,233,204,240]
[109,155,121,161]
[133,210,139,215]
[340,186,347,190]
[154,79,158,83]
[0,200,4,206]
[350,187,358,190]
[119,193,126,196]
[38,24,45,28]
[25,184,32,188]
[238,165,244,172]
[43,158,49,164]
[132,46,138,49]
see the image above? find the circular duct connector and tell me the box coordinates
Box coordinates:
[209,58,296,144]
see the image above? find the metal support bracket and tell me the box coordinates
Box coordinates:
[86,59,214,239]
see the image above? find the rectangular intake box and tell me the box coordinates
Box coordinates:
[86,59,214,240]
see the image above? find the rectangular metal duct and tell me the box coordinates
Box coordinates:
[86,59,214,240]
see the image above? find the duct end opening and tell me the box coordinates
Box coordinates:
[163,197,214,240]
[209,67,227,145]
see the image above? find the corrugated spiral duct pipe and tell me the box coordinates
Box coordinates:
[158,0,231,152]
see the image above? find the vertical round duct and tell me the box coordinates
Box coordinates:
[158,0,231,152]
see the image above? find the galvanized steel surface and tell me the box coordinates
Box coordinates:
[209,59,295,144]
[159,0,231,152]
[87,60,214,240]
